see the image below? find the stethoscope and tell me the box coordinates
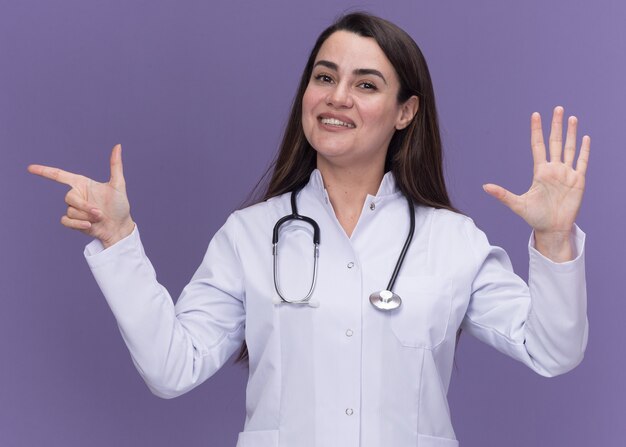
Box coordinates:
[272,187,415,311]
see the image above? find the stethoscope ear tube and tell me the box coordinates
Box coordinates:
[272,189,320,305]
[273,188,416,311]
[272,189,320,245]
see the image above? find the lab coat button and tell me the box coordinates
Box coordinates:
[347,262,355,269]
[345,329,354,337]
[345,408,354,416]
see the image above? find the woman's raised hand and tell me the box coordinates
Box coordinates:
[28,144,136,249]
[482,106,591,262]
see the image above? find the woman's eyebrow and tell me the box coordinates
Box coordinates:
[313,60,388,85]
[354,68,387,85]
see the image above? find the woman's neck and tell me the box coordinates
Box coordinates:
[317,158,385,238]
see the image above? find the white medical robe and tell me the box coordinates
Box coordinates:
[84,169,588,447]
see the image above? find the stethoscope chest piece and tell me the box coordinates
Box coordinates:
[369,290,402,310]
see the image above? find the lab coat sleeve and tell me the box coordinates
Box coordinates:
[461,220,588,377]
[83,215,246,398]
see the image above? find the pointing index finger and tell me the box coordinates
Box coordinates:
[27,164,82,187]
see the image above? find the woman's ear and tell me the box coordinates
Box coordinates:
[395,95,419,130]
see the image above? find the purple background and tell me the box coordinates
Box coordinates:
[2,0,624,445]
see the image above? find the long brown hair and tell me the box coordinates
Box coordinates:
[236,12,456,363]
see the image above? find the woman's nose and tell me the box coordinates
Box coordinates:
[326,83,353,108]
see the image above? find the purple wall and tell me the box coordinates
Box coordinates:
[2,0,623,445]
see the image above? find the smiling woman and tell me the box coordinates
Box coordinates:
[303,31,418,180]
[27,11,590,447]
[302,30,419,234]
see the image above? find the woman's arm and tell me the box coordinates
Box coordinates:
[461,220,587,377]
[84,217,246,398]
[29,145,246,397]
[462,107,590,376]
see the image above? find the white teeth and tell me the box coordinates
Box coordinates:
[320,117,355,128]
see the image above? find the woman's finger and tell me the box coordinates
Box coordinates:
[563,116,578,167]
[548,106,564,162]
[64,189,96,212]
[60,215,92,230]
[530,112,547,167]
[27,164,83,187]
[575,135,591,175]
[67,206,92,221]
[89,208,104,222]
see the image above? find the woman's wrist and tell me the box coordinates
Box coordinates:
[102,218,136,249]
[533,229,574,263]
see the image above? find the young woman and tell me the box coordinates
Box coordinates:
[28,12,590,447]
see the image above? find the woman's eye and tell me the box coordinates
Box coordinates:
[358,82,377,91]
[314,74,333,83]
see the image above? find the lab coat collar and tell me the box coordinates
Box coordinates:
[307,169,399,199]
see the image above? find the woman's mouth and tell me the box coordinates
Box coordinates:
[319,117,356,128]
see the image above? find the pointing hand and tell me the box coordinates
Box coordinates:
[28,144,135,248]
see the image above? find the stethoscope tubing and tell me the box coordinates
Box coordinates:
[385,196,415,292]
[272,187,320,304]
[272,186,416,310]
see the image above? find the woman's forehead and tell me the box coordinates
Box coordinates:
[314,30,396,76]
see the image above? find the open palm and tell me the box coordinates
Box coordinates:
[518,156,585,233]
[484,106,590,236]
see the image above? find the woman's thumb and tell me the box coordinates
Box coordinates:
[483,183,522,214]
[109,144,125,187]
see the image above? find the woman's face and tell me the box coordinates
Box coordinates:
[302,30,417,171]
